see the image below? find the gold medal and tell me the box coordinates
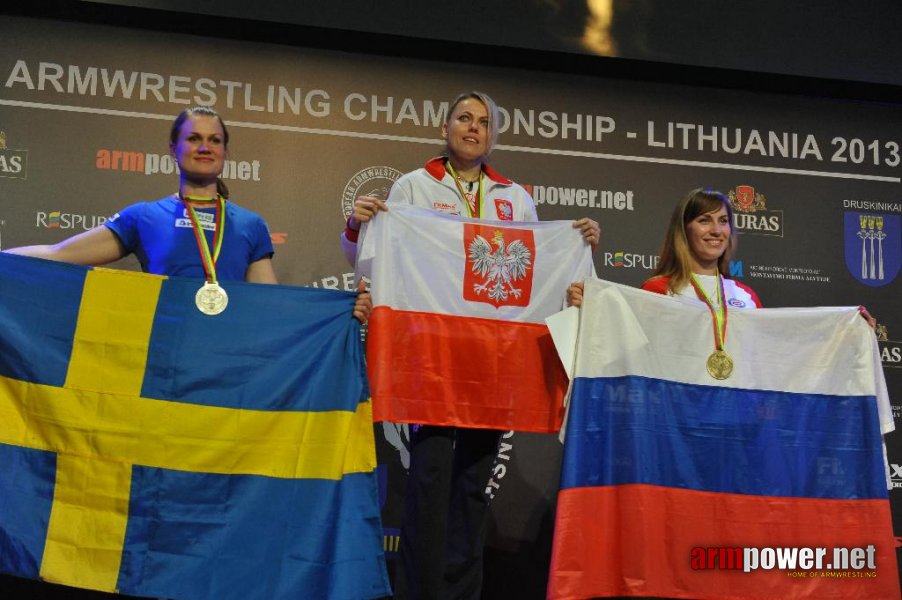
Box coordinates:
[706,349,733,380]
[195,281,229,315]
[690,273,734,381]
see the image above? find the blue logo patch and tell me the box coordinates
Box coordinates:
[844,212,900,287]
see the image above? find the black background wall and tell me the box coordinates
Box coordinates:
[1,2,900,598]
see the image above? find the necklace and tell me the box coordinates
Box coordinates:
[446,161,483,218]
[689,273,732,380]
[178,193,229,316]
[458,177,477,192]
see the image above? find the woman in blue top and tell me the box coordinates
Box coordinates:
[7,106,371,321]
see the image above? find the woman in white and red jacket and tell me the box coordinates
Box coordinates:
[567,188,876,327]
[343,90,599,600]
[640,187,761,308]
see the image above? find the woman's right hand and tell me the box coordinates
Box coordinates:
[348,195,389,230]
[567,281,584,307]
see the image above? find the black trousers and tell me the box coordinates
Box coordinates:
[394,425,503,600]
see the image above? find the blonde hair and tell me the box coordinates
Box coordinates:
[650,188,736,294]
[445,90,501,156]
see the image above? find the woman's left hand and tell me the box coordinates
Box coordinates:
[567,282,585,307]
[573,217,600,250]
[354,280,373,323]
[859,306,877,329]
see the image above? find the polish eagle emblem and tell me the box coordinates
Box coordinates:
[468,229,532,303]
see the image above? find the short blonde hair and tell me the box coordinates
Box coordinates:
[446,91,501,155]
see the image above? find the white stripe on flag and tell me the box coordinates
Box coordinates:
[358,203,595,322]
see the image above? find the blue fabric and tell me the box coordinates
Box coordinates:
[105,196,274,281]
[141,276,366,411]
[560,375,887,500]
[118,469,386,600]
[0,254,84,385]
[0,255,390,599]
[0,443,57,579]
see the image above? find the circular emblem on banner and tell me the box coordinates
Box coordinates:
[341,166,403,219]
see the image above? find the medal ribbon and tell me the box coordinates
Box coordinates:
[689,273,729,351]
[179,194,226,284]
[446,160,483,218]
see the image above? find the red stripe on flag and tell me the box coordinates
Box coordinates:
[367,306,567,432]
[548,484,899,600]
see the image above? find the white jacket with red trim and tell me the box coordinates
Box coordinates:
[641,274,762,309]
[341,157,537,264]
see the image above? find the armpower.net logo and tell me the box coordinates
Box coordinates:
[691,545,877,578]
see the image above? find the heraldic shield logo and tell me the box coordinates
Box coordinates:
[730,184,765,212]
[844,212,901,287]
[463,224,535,308]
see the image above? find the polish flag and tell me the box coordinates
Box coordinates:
[357,203,595,432]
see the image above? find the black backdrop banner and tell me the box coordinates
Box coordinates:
[88,0,902,88]
[1,14,900,599]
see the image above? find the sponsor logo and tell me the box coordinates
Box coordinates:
[690,545,877,573]
[340,166,403,219]
[728,185,783,237]
[727,298,746,308]
[36,211,107,230]
[729,260,744,278]
[174,208,215,231]
[0,131,28,180]
[890,463,902,489]
[844,212,901,287]
[876,325,902,369]
[431,201,461,215]
[464,225,534,308]
[494,198,513,221]
[748,264,831,284]
[526,184,635,211]
[604,250,659,270]
[269,232,288,245]
[95,147,262,181]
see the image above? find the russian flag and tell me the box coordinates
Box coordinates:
[548,279,898,600]
[357,203,595,432]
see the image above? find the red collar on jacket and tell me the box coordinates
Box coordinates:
[424,157,512,185]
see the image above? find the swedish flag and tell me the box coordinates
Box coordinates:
[0,254,390,599]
